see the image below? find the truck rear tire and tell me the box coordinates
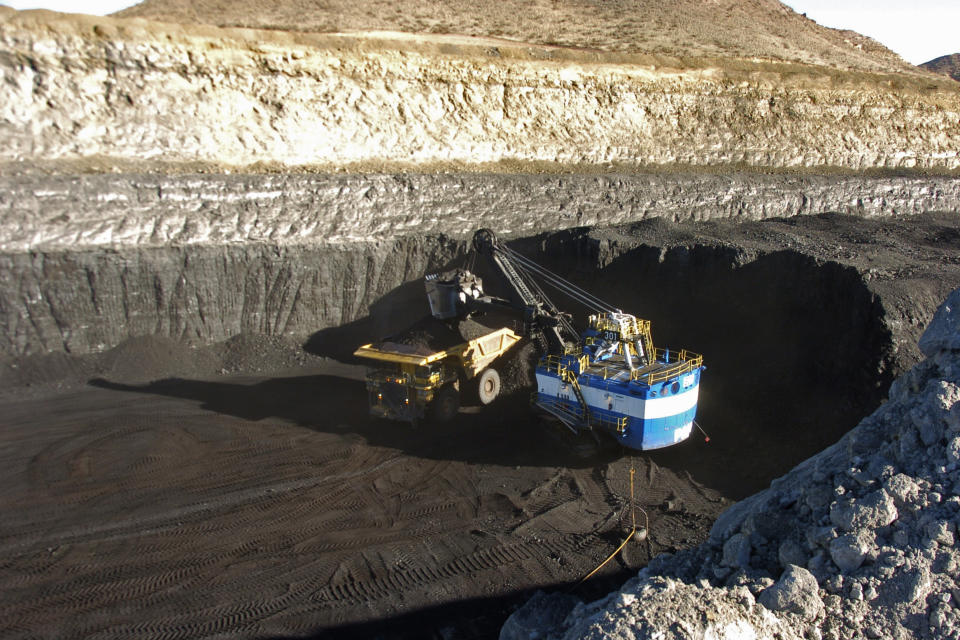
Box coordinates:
[430,384,460,423]
[477,368,501,405]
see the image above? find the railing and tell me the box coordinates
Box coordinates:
[539,354,562,374]
[412,372,442,388]
[542,346,701,388]
[535,353,592,426]
[590,312,651,339]
[634,348,703,384]
[590,406,629,433]
[593,364,631,381]
[533,394,585,428]
[533,394,629,434]
[539,354,589,376]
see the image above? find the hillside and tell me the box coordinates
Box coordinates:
[922,53,960,82]
[115,0,915,75]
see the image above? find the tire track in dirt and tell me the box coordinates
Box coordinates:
[5,444,472,636]
[0,436,375,554]
[0,367,726,638]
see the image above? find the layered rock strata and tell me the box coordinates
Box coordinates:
[2,9,959,174]
[5,173,960,252]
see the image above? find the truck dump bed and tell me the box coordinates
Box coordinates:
[353,314,523,422]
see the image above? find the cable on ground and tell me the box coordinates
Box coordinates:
[575,463,650,587]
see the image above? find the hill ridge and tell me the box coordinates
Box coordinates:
[115,0,916,74]
[922,53,960,82]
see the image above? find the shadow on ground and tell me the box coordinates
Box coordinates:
[88,375,618,469]
[265,571,631,640]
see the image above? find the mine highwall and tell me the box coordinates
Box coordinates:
[2,171,959,362]
[4,173,960,253]
[2,222,927,490]
[0,237,463,358]
[2,10,960,172]
[0,223,916,392]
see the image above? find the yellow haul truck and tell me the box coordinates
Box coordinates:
[354,326,521,423]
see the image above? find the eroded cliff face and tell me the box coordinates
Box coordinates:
[2,9,959,174]
[5,173,960,253]
[0,236,463,357]
[2,171,958,363]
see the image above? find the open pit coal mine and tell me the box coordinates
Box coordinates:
[1,198,960,638]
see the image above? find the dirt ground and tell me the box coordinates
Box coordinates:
[2,211,960,638]
[0,354,725,639]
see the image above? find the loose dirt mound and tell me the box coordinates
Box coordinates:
[115,0,913,73]
[377,316,469,355]
[97,335,219,382]
[379,314,522,351]
[0,333,332,397]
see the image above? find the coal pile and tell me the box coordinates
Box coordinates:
[375,314,524,356]
[373,315,468,356]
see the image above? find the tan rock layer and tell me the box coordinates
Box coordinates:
[2,9,959,174]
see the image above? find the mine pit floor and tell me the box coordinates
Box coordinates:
[0,359,726,639]
[3,211,960,637]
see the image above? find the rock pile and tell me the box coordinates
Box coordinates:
[502,288,960,640]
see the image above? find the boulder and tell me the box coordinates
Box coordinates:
[829,490,898,532]
[919,289,960,356]
[722,533,752,569]
[829,531,875,573]
[758,565,824,621]
[499,591,581,640]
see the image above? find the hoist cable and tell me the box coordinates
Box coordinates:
[499,246,618,313]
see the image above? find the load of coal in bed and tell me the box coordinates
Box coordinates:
[371,313,538,396]
[372,314,521,356]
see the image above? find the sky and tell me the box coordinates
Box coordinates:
[4,0,958,66]
[782,0,959,65]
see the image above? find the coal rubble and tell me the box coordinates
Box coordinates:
[502,288,960,640]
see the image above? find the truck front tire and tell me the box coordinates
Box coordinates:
[430,384,460,422]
